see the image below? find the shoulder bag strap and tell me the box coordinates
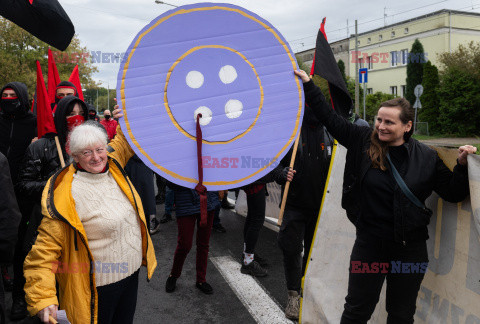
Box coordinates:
[386,153,425,209]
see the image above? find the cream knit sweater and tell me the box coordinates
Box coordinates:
[71,170,142,287]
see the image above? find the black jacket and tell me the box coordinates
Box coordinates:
[16,135,64,203]
[15,96,88,203]
[0,82,37,183]
[303,80,469,243]
[274,107,333,211]
[0,152,21,263]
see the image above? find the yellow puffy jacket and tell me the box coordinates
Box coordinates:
[23,127,157,324]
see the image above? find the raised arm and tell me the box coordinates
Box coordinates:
[107,106,135,167]
[294,70,369,150]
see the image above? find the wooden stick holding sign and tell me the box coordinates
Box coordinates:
[54,136,66,168]
[277,131,301,226]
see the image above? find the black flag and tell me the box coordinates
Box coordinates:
[311,18,352,118]
[0,0,74,51]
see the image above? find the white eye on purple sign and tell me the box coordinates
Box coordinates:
[117,3,303,190]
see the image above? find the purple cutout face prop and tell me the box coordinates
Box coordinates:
[117,3,304,190]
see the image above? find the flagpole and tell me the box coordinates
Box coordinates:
[277,131,301,226]
[54,136,66,168]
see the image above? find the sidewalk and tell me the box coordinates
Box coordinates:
[419,137,480,147]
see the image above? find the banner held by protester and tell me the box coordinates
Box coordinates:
[116,3,304,190]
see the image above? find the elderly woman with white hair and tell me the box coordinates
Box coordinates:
[23,122,157,324]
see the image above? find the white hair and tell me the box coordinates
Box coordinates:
[67,121,108,156]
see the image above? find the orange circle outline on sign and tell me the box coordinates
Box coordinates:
[120,6,303,186]
[164,45,263,145]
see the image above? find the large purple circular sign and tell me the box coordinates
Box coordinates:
[117,3,303,190]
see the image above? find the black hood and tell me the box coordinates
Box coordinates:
[54,96,88,149]
[1,82,30,115]
[56,81,78,96]
[87,104,97,117]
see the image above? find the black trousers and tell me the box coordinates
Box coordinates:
[277,206,318,292]
[243,187,266,253]
[341,233,428,324]
[97,270,139,324]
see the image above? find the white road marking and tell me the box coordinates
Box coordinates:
[211,256,294,324]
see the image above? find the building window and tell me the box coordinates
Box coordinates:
[391,31,395,38]
[357,40,360,45]
[401,85,406,97]
[401,49,408,65]
[359,58,364,69]
[379,35,383,41]
[331,47,335,53]
[367,37,371,44]
[404,27,409,34]
[367,56,373,70]
[390,86,398,96]
[310,53,314,60]
[391,51,398,67]
[367,88,373,95]
[340,45,343,51]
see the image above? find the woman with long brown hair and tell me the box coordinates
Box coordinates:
[293,69,476,323]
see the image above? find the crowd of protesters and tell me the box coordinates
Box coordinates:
[0,68,476,324]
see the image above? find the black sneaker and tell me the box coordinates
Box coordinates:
[239,253,269,268]
[149,217,161,235]
[212,223,226,233]
[160,213,172,224]
[241,260,268,277]
[165,275,177,293]
[253,253,269,268]
[10,298,28,321]
[196,281,213,295]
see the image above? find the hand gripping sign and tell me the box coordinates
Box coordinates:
[117,3,304,190]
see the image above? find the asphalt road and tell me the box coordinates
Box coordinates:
[5,201,293,324]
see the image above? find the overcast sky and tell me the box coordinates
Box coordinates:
[60,0,480,89]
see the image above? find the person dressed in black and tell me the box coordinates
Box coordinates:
[13,96,88,320]
[274,106,332,320]
[0,82,36,319]
[294,69,475,324]
[0,152,22,324]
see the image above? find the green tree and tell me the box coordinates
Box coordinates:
[436,42,480,136]
[418,61,440,133]
[0,17,98,98]
[364,92,395,124]
[405,39,425,106]
[337,59,347,83]
[437,68,480,136]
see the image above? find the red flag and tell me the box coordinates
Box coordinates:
[310,18,327,77]
[36,61,56,138]
[47,48,61,105]
[68,65,84,100]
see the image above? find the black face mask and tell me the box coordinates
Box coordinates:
[89,113,96,120]
[1,98,21,115]
[105,115,111,120]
